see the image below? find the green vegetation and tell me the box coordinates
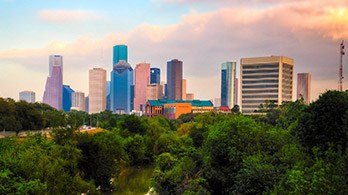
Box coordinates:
[0,90,347,194]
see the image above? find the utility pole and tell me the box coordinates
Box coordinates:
[339,40,345,91]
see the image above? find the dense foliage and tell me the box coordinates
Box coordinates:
[0,90,347,194]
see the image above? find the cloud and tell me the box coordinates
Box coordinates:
[1,1,348,101]
[38,9,103,23]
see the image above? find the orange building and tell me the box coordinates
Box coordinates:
[164,102,192,119]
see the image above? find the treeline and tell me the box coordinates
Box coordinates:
[152,90,348,194]
[0,90,347,194]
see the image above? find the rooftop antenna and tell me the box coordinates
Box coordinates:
[339,40,345,91]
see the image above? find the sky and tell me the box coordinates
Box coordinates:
[0,0,347,102]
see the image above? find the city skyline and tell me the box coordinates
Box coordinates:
[0,0,347,101]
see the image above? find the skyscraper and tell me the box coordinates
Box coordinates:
[221,61,237,109]
[240,56,294,114]
[106,81,111,111]
[234,78,239,105]
[19,91,35,103]
[167,59,183,100]
[89,68,106,114]
[134,63,150,111]
[111,61,134,114]
[150,68,161,84]
[71,91,85,111]
[43,55,63,110]
[182,79,187,100]
[297,73,311,104]
[113,45,128,65]
[63,85,74,112]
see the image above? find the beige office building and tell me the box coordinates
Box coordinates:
[146,84,164,100]
[186,93,194,101]
[297,73,311,104]
[71,91,85,111]
[240,56,294,114]
[182,79,187,100]
[89,68,106,114]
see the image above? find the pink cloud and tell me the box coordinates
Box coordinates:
[1,1,347,101]
[38,9,103,23]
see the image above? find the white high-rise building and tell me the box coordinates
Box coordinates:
[89,68,106,114]
[240,56,294,114]
[19,91,35,103]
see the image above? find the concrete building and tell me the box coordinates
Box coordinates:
[186,93,194,101]
[89,68,106,114]
[19,91,35,103]
[134,63,150,112]
[240,56,294,114]
[221,61,237,109]
[71,91,85,111]
[234,78,239,105]
[297,73,311,104]
[182,79,187,100]
[43,55,63,110]
[146,84,164,100]
[167,59,183,100]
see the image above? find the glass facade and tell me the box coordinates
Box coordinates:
[150,68,161,84]
[111,61,134,114]
[63,85,74,112]
[43,55,63,110]
[113,45,128,66]
[220,61,236,108]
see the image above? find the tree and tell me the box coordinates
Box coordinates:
[295,90,348,152]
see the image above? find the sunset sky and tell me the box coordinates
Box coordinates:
[0,0,347,101]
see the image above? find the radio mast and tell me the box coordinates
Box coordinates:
[339,40,345,91]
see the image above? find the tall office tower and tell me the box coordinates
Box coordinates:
[297,73,311,104]
[71,91,85,111]
[240,56,294,114]
[113,45,128,65]
[63,85,74,112]
[19,91,35,103]
[134,63,150,111]
[111,61,134,114]
[150,68,161,84]
[106,81,111,110]
[186,93,194,101]
[234,78,239,105]
[167,59,183,100]
[221,61,237,109]
[182,79,187,100]
[146,84,164,100]
[43,55,63,110]
[89,68,106,114]
[85,96,89,113]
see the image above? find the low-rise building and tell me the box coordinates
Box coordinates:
[145,99,213,119]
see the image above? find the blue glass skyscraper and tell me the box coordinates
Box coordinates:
[111,61,134,114]
[221,61,236,109]
[113,45,128,65]
[63,85,74,112]
[150,68,160,84]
